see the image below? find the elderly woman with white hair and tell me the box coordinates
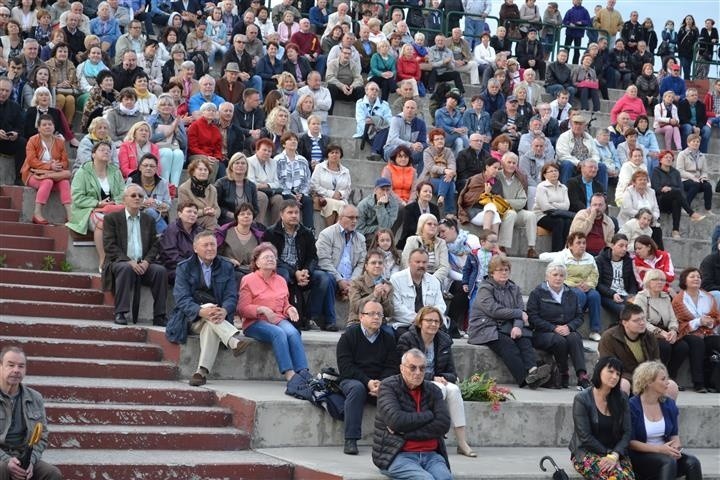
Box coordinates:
[187,102,224,183]
[629,361,703,480]
[528,262,592,389]
[400,213,450,285]
[22,86,78,146]
[631,269,689,385]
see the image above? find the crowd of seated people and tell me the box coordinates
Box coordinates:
[3,0,719,416]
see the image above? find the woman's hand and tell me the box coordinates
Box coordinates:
[287,306,299,322]
[598,455,617,474]
[462,285,469,293]
[203,206,215,216]
[259,306,278,323]
[433,376,448,385]
[613,293,624,303]
[657,441,682,459]
[484,182,493,194]
[332,191,342,200]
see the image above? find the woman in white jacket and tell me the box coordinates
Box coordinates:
[653,91,682,150]
[533,162,573,252]
[615,147,648,207]
[618,170,663,247]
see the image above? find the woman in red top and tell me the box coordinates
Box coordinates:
[610,85,647,124]
[396,44,421,97]
[187,102,224,182]
[118,121,161,178]
[21,115,71,224]
[238,243,309,381]
[633,235,675,293]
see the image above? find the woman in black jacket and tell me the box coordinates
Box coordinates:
[397,306,476,457]
[397,181,440,250]
[527,262,590,389]
[214,152,261,226]
[677,15,699,80]
[595,234,640,321]
[570,356,634,480]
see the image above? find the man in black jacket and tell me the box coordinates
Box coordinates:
[0,78,26,185]
[371,348,451,478]
[455,133,490,193]
[515,28,545,78]
[544,49,575,99]
[232,88,266,153]
[263,199,327,330]
[111,51,144,91]
[566,159,605,212]
[678,89,711,153]
[336,300,398,455]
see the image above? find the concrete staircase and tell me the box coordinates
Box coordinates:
[0,316,298,479]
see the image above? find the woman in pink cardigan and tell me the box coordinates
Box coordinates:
[118,121,161,178]
[610,85,647,124]
[238,243,309,381]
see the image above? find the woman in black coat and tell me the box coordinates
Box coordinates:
[527,262,590,389]
[282,43,312,87]
[595,234,639,320]
[214,153,260,226]
[397,306,476,457]
[397,181,440,250]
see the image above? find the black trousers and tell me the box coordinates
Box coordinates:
[538,214,572,252]
[111,261,167,317]
[0,137,27,185]
[446,280,468,338]
[629,452,702,480]
[683,334,720,388]
[656,189,693,231]
[327,84,364,113]
[657,336,690,380]
[532,330,586,376]
[486,332,537,386]
[427,70,464,94]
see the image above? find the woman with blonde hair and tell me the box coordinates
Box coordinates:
[398,306,476,457]
[118,121,160,178]
[178,157,221,230]
[629,361,702,479]
[75,117,118,174]
[653,91,682,150]
[148,93,187,187]
[369,39,397,101]
[401,213,450,284]
[260,105,290,155]
[289,93,314,135]
[215,152,262,225]
[277,71,299,112]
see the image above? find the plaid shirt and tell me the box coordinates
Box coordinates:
[276,151,311,195]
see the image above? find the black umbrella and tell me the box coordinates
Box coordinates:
[19,423,43,469]
[539,455,570,480]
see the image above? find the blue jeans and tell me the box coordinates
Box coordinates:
[571,287,602,333]
[464,17,486,49]
[383,452,453,480]
[429,178,456,214]
[340,378,370,439]
[143,207,168,234]
[679,56,693,80]
[243,75,263,99]
[310,270,336,326]
[560,160,578,184]
[546,83,576,99]
[680,124,711,153]
[244,319,308,374]
[709,117,720,128]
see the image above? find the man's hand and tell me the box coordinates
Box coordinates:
[367,379,381,396]
[338,279,351,295]
[7,457,29,480]
[554,324,570,336]
[613,293,624,303]
[510,326,522,339]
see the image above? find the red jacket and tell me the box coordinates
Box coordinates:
[118,141,161,178]
[188,117,223,159]
[704,91,717,119]
[290,30,321,56]
[633,249,675,292]
[397,55,421,82]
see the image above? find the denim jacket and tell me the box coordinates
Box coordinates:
[0,386,50,466]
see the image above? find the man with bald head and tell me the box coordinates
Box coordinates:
[384,99,427,166]
[62,12,86,63]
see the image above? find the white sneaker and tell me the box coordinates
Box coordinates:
[589,332,602,342]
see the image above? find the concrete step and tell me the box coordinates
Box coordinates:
[45,403,233,427]
[0,284,105,305]
[257,446,720,480]
[0,299,114,320]
[0,316,147,342]
[27,356,178,380]
[204,380,719,449]
[6,336,163,362]
[26,376,219,406]
[0,267,97,289]
[0,233,54,250]
[0,247,65,269]
[659,211,719,239]
[48,424,250,450]
[43,449,294,479]
[0,208,20,222]
[0,220,48,236]
[0,196,11,208]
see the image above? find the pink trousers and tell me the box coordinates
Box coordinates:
[655,125,682,150]
[26,176,71,205]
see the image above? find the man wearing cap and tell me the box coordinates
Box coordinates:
[435,90,469,157]
[384,100,427,166]
[357,178,399,239]
[427,35,464,94]
[556,113,601,184]
[222,34,263,94]
[659,63,687,102]
[515,27,545,78]
[215,63,245,104]
[491,96,529,149]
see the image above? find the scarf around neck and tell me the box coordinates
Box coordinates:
[190,176,209,198]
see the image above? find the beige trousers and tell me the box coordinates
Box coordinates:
[190,318,240,373]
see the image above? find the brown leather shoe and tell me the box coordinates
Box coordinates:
[232,337,252,357]
[526,248,538,258]
[189,372,206,387]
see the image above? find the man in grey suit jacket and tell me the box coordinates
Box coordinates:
[103,184,168,326]
[316,205,367,330]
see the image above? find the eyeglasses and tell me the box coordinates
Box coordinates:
[402,364,426,372]
[128,193,144,198]
[258,254,276,261]
[361,311,383,317]
[343,215,358,220]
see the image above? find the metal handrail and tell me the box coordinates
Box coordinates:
[443,12,500,42]
[692,39,720,80]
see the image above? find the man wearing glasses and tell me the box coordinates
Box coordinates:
[103,184,168,326]
[372,348,452,479]
[336,300,399,455]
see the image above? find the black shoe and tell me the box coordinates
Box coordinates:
[153,315,167,327]
[525,364,552,389]
[344,439,358,455]
[322,324,339,332]
[367,154,383,162]
[114,313,128,325]
[560,374,570,389]
[577,373,592,390]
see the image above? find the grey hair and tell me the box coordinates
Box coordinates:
[181,60,195,69]
[124,183,145,198]
[487,79,501,88]
[199,74,216,85]
[545,262,567,279]
[401,348,426,364]
[31,86,52,107]
[199,102,218,112]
